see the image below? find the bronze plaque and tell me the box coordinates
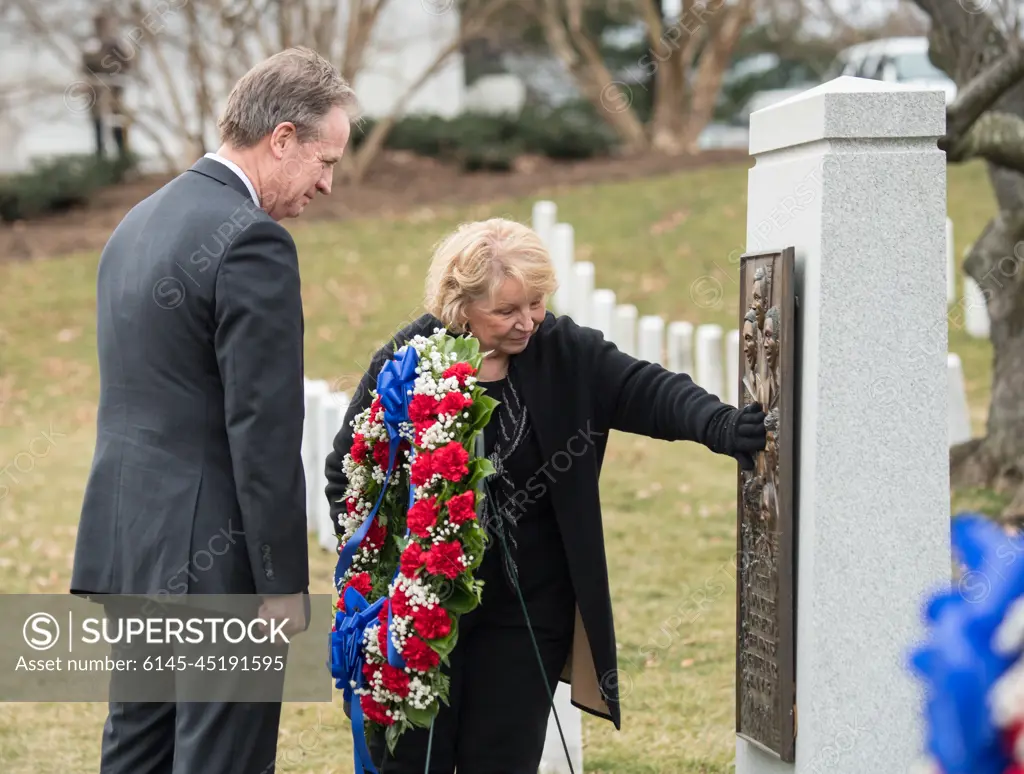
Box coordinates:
[735,247,797,762]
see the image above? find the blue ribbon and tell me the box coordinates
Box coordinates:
[335,345,420,589]
[908,513,1024,774]
[329,586,386,774]
[331,346,421,766]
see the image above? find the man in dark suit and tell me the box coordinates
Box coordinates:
[71,46,358,773]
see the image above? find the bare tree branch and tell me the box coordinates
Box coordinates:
[948,111,1024,175]
[344,0,521,182]
[534,0,647,151]
[946,42,1024,141]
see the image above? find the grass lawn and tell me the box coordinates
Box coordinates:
[0,158,998,772]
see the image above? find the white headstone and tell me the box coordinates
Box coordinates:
[726,329,740,407]
[694,324,724,398]
[638,315,665,364]
[551,223,576,315]
[613,304,638,356]
[736,76,950,774]
[947,353,972,446]
[539,683,583,774]
[571,261,594,327]
[318,394,348,551]
[302,379,330,534]
[591,289,616,340]
[946,217,955,305]
[532,200,557,248]
[667,321,695,375]
[963,276,990,338]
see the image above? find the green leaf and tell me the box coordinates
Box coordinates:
[428,615,460,659]
[444,576,482,614]
[461,523,487,571]
[451,334,480,363]
[385,721,404,752]
[435,673,451,706]
[404,702,438,728]
[468,395,499,436]
[467,457,495,490]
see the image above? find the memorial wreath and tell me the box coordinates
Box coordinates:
[911,514,1024,774]
[328,328,498,771]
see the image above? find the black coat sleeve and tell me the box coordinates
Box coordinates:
[213,219,308,596]
[585,324,735,450]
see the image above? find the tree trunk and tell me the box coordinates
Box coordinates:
[954,195,1024,516]
[678,0,752,151]
[913,1,1024,522]
[536,0,649,153]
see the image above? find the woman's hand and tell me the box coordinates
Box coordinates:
[724,402,767,470]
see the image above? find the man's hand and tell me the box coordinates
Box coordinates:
[256,594,307,640]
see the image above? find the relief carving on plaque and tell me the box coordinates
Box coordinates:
[736,249,796,763]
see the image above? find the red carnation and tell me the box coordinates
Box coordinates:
[402,636,440,673]
[338,571,372,611]
[351,434,369,464]
[370,396,384,422]
[360,694,393,726]
[365,518,387,550]
[409,394,441,423]
[437,391,471,417]
[413,604,452,640]
[373,440,391,471]
[413,420,434,446]
[432,442,469,482]
[443,362,477,386]
[425,541,464,579]
[349,571,372,596]
[410,452,435,486]
[407,497,439,538]
[446,491,476,525]
[400,543,426,576]
[362,660,380,684]
[376,599,390,626]
[381,663,411,697]
[377,622,389,655]
[345,497,360,515]
[390,585,412,618]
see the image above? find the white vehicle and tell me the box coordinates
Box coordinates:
[827,36,957,103]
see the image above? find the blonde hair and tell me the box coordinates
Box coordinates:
[424,218,558,333]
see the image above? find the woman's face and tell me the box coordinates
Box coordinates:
[464,277,546,357]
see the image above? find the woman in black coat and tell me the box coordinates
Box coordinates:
[325,217,766,773]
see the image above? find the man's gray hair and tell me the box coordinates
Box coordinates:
[218,46,359,148]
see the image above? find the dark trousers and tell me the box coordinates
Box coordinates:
[100,700,282,774]
[369,548,576,774]
[97,598,287,774]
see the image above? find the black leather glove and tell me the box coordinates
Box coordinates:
[708,402,767,470]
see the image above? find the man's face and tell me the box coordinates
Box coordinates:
[752,279,765,325]
[263,106,351,221]
[764,315,778,370]
[742,319,757,369]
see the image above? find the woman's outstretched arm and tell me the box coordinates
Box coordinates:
[584,324,765,468]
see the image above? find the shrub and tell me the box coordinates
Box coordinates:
[0,154,135,223]
[364,102,618,172]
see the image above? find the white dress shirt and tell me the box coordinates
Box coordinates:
[204,152,261,207]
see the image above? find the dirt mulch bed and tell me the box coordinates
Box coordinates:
[0,148,748,262]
